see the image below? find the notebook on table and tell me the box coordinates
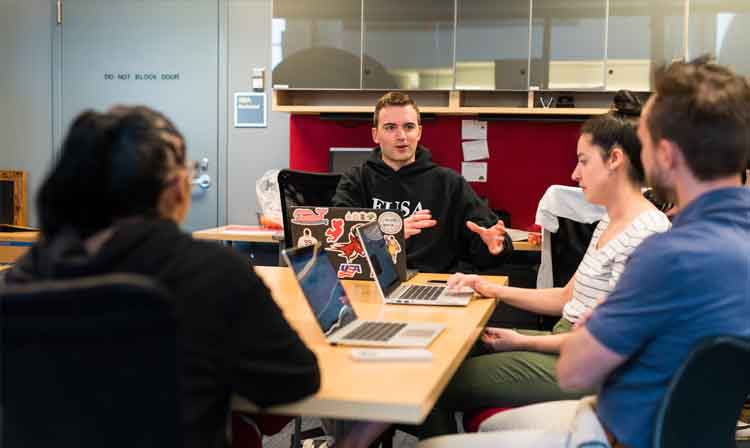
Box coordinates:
[356,221,474,307]
[282,243,444,348]
[288,206,416,281]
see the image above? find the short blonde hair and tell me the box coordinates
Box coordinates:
[373,92,421,128]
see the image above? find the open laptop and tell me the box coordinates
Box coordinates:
[356,221,474,306]
[288,206,416,281]
[283,243,444,348]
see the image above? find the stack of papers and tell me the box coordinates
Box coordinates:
[506,228,530,242]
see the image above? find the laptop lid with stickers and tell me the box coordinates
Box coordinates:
[288,206,407,281]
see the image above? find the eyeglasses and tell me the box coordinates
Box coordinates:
[185,160,199,181]
[163,160,198,188]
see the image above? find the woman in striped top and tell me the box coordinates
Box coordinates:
[418,91,671,438]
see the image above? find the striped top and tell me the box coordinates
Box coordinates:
[562,209,671,323]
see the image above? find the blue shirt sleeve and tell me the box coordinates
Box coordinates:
[586,234,682,357]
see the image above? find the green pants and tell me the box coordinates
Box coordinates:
[411,319,590,438]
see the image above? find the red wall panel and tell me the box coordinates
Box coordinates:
[289,115,582,229]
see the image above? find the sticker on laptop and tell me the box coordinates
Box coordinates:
[377,211,403,235]
[297,228,318,248]
[325,218,345,243]
[337,263,363,279]
[291,208,329,226]
[328,224,366,263]
[344,210,378,222]
[384,234,402,265]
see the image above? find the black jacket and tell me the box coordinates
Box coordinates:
[332,146,512,273]
[6,219,320,448]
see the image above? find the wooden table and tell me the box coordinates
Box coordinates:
[512,240,540,252]
[192,225,283,244]
[233,266,507,424]
[0,230,38,264]
[193,225,539,252]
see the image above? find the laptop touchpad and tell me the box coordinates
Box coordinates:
[400,328,437,339]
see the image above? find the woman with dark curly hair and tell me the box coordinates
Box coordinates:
[6,106,320,448]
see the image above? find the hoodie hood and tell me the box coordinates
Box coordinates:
[365,145,437,178]
[7,219,184,285]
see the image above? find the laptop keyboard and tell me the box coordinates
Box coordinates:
[398,285,444,301]
[342,322,407,341]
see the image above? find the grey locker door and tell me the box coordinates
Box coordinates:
[58,0,220,231]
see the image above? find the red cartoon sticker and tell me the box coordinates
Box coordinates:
[325,218,345,243]
[328,224,365,263]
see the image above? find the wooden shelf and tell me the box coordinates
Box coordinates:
[0,170,27,226]
[273,89,611,116]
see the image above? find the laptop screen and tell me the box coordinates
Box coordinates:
[284,244,357,336]
[357,221,402,297]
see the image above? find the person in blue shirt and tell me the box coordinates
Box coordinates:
[416,57,750,448]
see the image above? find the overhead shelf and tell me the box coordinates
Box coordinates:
[272,89,613,116]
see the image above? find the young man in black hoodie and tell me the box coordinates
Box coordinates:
[332,92,512,273]
[5,106,320,448]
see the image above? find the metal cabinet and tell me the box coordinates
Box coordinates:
[688,0,750,77]
[271,0,362,89]
[271,0,748,92]
[362,0,455,90]
[456,0,531,91]
[607,0,684,92]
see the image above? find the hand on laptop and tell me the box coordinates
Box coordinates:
[481,327,525,352]
[446,273,499,297]
[466,219,507,255]
[404,209,437,239]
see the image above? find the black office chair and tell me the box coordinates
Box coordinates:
[549,217,599,288]
[277,169,342,248]
[548,185,680,288]
[653,335,750,448]
[643,188,675,214]
[1,273,181,448]
[276,169,342,446]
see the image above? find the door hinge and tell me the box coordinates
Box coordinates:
[56,0,63,25]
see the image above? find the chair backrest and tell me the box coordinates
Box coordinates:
[535,185,604,289]
[1,273,181,448]
[653,336,750,448]
[277,169,342,247]
[643,188,674,214]
[550,217,598,287]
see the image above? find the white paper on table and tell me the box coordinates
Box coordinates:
[461,162,488,182]
[462,139,490,161]
[461,120,488,140]
[506,228,530,242]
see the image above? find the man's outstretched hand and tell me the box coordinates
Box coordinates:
[466,219,507,255]
[404,209,437,239]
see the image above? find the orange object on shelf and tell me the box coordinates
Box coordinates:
[527,232,542,246]
[259,215,283,230]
